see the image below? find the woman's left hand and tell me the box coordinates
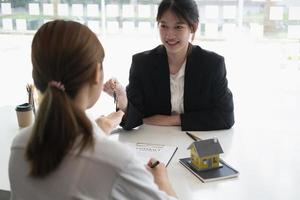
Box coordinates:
[96,110,124,134]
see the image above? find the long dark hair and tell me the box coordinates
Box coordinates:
[156,0,199,33]
[26,20,104,178]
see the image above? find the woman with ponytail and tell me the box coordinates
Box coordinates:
[9,20,177,200]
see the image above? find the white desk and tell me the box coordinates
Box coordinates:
[1,105,300,200]
[0,106,19,193]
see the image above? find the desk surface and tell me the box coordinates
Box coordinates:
[1,105,300,200]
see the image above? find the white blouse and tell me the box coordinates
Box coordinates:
[9,118,177,200]
[170,60,186,114]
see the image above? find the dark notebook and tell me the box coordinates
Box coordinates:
[179,157,239,183]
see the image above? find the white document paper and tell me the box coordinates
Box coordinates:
[128,143,178,167]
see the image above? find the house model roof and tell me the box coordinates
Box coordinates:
[188,138,224,157]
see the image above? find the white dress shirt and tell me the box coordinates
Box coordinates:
[9,118,177,200]
[170,60,186,114]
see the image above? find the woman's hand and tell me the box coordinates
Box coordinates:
[96,110,124,134]
[146,159,177,198]
[143,115,181,126]
[103,78,128,112]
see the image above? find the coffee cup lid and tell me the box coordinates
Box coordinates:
[15,103,33,112]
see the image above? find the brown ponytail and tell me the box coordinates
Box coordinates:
[26,20,104,178]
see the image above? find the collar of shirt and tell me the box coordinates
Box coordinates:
[170,60,186,79]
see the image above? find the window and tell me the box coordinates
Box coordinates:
[0,0,299,113]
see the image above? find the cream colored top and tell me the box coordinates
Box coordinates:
[9,118,177,200]
[170,60,186,114]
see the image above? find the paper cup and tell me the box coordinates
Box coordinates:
[15,103,34,128]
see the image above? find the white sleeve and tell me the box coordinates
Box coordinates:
[110,156,177,200]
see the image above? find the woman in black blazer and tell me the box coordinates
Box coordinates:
[104,0,234,131]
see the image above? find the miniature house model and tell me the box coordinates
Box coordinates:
[187,138,224,171]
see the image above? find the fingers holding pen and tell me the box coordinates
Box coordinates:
[103,78,117,96]
[103,78,124,95]
[103,78,128,111]
[147,158,160,168]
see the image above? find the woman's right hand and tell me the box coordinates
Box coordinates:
[103,78,128,112]
[146,159,177,198]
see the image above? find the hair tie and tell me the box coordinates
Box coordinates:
[48,81,65,91]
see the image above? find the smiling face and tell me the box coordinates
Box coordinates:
[158,9,192,55]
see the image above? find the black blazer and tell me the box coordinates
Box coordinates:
[120,44,234,131]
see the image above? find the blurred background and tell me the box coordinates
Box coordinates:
[0,0,299,123]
